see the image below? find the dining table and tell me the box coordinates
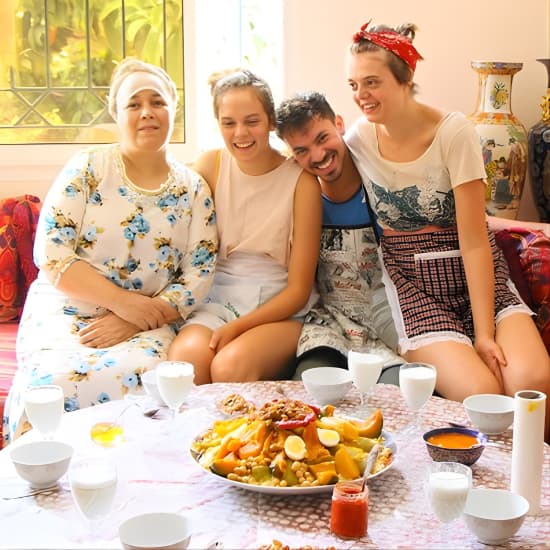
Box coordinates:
[0,381,549,550]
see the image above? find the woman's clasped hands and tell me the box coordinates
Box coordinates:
[79,294,177,348]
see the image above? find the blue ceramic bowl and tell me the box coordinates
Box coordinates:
[423,427,487,466]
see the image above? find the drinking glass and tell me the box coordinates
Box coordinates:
[156,361,195,420]
[347,349,384,407]
[427,461,472,541]
[399,362,437,435]
[24,385,64,439]
[69,456,118,533]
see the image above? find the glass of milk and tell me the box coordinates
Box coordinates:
[24,385,64,439]
[70,457,117,532]
[156,361,195,420]
[347,349,385,408]
[399,363,437,435]
[428,461,472,528]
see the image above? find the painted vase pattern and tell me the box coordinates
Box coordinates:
[469,61,528,219]
[527,58,550,222]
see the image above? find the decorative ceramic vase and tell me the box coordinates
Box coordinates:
[527,59,550,222]
[469,61,528,219]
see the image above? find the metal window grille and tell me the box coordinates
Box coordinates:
[0,0,185,144]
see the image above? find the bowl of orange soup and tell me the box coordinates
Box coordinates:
[423,427,487,466]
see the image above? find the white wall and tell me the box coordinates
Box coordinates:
[2,0,549,219]
[281,0,550,219]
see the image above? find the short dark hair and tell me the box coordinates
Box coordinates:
[276,91,336,140]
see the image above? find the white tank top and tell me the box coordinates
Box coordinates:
[214,149,302,267]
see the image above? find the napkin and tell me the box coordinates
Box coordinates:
[510,389,546,514]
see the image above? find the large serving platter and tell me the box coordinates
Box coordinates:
[190,428,397,495]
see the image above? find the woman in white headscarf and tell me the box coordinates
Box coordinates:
[4,58,218,444]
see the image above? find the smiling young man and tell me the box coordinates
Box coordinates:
[276,91,400,380]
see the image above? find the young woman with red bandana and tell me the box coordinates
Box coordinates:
[345,21,550,439]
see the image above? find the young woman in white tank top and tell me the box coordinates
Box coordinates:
[168,70,321,384]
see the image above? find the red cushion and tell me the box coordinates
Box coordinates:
[495,228,534,307]
[0,198,21,322]
[0,195,41,322]
[12,197,41,300]
[495,227,550,354]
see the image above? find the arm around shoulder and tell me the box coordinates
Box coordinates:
[288,169,322,293]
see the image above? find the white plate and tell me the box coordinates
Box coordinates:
[190,428,397,495]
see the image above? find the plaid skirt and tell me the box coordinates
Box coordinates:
[379,228,532,353]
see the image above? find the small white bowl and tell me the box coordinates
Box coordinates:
[141,369,165,405]
[119,512,191,550]
[463,393,515,434]
[10,440,73,488]
[463,488,529,544]
[301,367,353,406]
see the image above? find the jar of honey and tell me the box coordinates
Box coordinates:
[330,481,368,539]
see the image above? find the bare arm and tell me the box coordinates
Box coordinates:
[455,179,506,373]
[487,215,550,237]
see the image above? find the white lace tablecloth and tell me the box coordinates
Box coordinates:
[0,381,549,549]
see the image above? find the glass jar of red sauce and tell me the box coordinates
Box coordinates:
[330,481,368,539]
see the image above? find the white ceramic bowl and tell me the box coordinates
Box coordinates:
[463,488,529,544]
[141,369,165,405]
[301,367,353,406]
[119,512,191,550]
[10,440,73,488]
[463,393,515,434]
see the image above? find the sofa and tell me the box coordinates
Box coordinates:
[1,192,549,447]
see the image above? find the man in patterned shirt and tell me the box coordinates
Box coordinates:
[276,91,401,380]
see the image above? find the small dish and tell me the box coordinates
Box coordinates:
[463,488,529,544]
[423,427,487,466]
[463,393,514,434]
[10,440,73,488]
[119,512,191,549]
[301,367,353,406]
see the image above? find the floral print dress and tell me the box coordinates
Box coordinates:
[4,144,217,443]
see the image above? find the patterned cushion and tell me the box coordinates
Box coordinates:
[0,195,41,322]
[0,195,40,447]
[0,203,19,322]
[0,322,18,447]
[495,227,550,353]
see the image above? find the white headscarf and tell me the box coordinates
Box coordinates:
[114,71,176,120]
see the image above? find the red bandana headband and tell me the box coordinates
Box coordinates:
[352,21,423,71]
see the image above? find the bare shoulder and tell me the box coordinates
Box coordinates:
[293,166,321,217]
[294,164,320,194]
[192,149,221,191]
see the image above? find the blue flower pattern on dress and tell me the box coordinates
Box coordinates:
[64,397,80,412]
[97,392,110,403]
[4,144,218,445]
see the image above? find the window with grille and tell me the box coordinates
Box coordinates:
[0,0,282,190]
[0,0,185,145]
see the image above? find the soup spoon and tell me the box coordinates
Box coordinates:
[361,443,380,489]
